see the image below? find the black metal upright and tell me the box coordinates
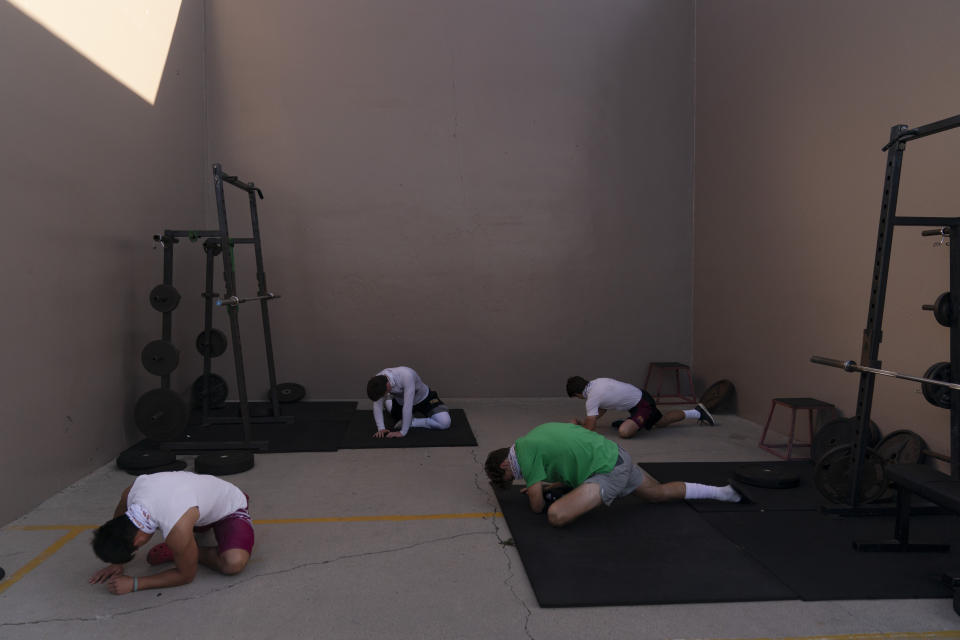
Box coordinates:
[846,115,960,504]
[848,125,907,506]
[950,223,960,478]
[160,236,176,392]
[212,166,253,444]
[247,186,281,417]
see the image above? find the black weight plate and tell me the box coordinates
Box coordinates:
[814,444,887,505]
[149,284,181,313]
[0,567,4,581]
[811,417,880,463]
[699,379,735,412]
[195,329,228,358]
[117,447,175,471]
[192,373,229,409]
[922,362,952,409]
[933,292,953,327]
[733,463,801,489]
[874,429,928,465]
[141,340,180,375]
[124,459,187,476]
[195,451,255,476]
[134,389,188,441]
[269,382,306,404]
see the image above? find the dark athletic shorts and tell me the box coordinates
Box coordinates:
[389,389,449,420]
[627,393,663,429]
[194,494,255,555]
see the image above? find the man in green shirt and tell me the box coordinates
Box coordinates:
[484,422,740,527]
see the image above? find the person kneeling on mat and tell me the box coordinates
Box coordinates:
[566,375,715,439]
[89,471,253,595]
[367,366,451,438]
[484,422,740,527]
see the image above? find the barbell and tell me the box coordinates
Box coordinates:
[810,356,960,391]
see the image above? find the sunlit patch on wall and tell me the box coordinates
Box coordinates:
[8,0,183,105]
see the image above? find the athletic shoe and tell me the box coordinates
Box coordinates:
[696,403,717,426]
[146,542,174,565]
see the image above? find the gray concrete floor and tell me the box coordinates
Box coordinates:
[1,398,958,639]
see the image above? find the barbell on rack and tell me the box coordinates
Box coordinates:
[216,293,281,307]
[810,356,960,391]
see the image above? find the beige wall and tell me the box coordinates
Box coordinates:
[0,2,206,525]
[202,0,695,399]
[693,0,960,457]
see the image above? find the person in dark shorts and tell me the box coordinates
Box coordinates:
[566,376,715,438]
[367,366,451,438]
[89,471,254,595]
[485,422,740,527]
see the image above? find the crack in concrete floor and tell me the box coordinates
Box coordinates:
[0,527,501,629]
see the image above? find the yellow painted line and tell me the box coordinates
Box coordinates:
[712,633,960,640]
[1,513,501,595]
[17,525,96,531]
[0,526,89,595]
[9,512,502,530]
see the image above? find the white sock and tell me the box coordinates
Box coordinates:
[684,483,742,502]
[683,409,699,420]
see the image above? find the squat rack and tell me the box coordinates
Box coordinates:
[822,114,960,506]
[154,163,291,451]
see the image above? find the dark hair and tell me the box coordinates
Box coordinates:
[484,448,511,489]
[92,515,139,564]
[566,376,588,397]
[366,375,388,401]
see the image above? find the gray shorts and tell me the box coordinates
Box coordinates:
[583,447,646,506]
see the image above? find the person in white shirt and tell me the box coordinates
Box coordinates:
[89,471,253,595]
[566,376,715,439]
[366,366,451,438]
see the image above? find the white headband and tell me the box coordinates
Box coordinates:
[125,503,158,534]
[507,445,524,484]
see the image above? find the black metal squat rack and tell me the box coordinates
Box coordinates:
[136,163,291,451]
[814,114,960,507]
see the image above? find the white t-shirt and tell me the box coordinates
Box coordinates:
[583,378,645,416]
[372,366,430,434]
[127,471,247,540]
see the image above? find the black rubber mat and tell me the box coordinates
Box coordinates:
[702,509,960,600]
[638,460,825,511]
[149,401,358,453]
[339,409,477,449]
[494,487,796,607]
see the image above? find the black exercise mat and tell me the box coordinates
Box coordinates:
[154,401,358,453]
[194,400,358,422]
[638,460,825,511]
[702,509,960,600]
[339,409,477,449]
[494,487,796,607]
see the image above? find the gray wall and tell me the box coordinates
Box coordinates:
[0,2,206,525]
[693,0,960,456]
[1,0,693,526]
[203,0,695,399]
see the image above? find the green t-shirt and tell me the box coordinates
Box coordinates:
[515,422,619,487]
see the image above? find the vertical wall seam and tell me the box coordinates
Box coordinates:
[691,0,698,374]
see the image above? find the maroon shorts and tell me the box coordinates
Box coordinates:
[194,497,255,555]
[627,394,663,429]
